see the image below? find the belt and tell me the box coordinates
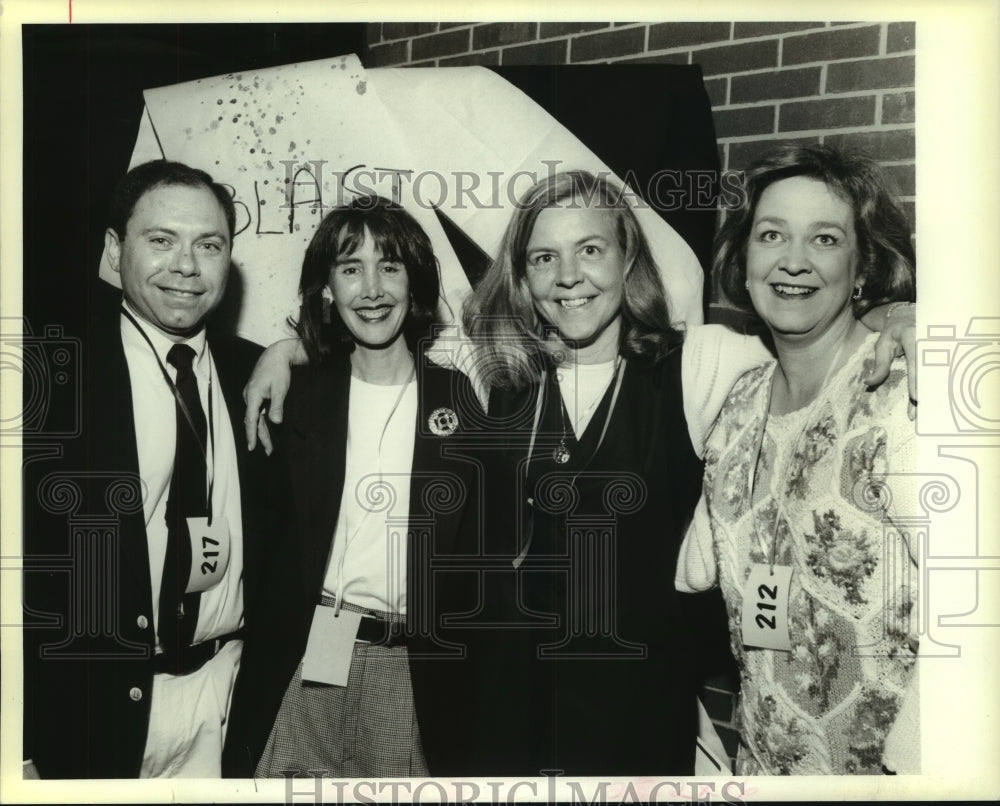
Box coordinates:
[356,615,406,648]
[153,629,244,676]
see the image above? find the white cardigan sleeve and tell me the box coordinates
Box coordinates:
[682,324,771,458]
[675,492,718,593]
[882,662,920,772]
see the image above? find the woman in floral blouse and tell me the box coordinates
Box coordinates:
[677,144,918,775]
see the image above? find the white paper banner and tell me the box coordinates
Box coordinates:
[99,54,704,348]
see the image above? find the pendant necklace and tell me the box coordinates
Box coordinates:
[551,356,622,465]
[515,354,627,569]
[553,401,572,464]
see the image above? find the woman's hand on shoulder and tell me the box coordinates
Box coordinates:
[862,302,916,420]
[243,338,308,453]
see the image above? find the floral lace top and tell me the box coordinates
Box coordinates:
[701,333,918,775]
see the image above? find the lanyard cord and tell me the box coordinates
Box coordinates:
[748,337,849,572]
[513,355,627,569]
[331,364,416,617]
[121,307,216,521]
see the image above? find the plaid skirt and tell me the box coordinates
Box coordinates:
[256,597,428,778]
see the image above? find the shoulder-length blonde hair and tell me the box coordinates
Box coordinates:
[462,170,683,391]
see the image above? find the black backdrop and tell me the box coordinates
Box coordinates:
[21,24,367,343]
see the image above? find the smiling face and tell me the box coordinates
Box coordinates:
[106,183,231,341]
[746,175,860,345]
[328,226,410,349]
[524,204,626,364]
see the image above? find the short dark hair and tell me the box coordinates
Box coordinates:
[296,196,441,364]
[108,160,237,243]
[716,143,915,317]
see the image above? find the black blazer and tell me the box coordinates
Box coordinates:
[222,350,482,777]
[22,282,268,778]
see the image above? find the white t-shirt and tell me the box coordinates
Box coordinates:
[322,376,418,614]
[554,359,617,438]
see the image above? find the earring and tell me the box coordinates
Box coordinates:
[852,284,862,300]
[744,279,749,291]
[321,285,333,324]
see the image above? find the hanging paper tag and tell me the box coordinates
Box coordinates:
[185,515,231,593]
[741,564,793,652]
[302,606,361,686]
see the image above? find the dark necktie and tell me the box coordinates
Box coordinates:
[159,343,208,662]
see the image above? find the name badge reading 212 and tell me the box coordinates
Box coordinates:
[740,564,793,652]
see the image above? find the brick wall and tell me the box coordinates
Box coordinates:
[365,21,916,230]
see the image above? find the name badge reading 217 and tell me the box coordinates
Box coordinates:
[740,564,793,652]
[185,515,231,594]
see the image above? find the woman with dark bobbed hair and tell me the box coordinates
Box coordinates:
[677,144,919,775]
[295,195,442,364]
[223,196,479,778]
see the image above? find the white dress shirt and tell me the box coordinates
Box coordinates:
[119,303,245,777]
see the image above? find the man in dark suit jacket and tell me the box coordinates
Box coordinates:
[22,161,268,778]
